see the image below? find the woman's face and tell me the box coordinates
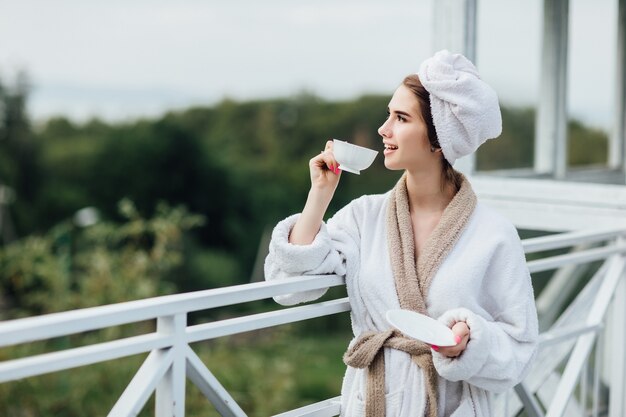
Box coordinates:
[378,85,438,172]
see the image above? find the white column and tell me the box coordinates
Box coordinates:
[535,0,570,179]
[433,0,478,176]
[611,0,626,176]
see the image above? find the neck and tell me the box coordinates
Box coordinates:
[404,169,456,213]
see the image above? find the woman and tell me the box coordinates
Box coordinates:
[264,50,538,417]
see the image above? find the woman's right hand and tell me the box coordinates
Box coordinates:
[309,140,342,193]
[290,140,341,245]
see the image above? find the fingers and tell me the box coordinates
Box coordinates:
[433,321,470,358]
[433,340,467,357]
[451,321,470,339]
[315,152,340,174]
[324,153,340,174]
[322,140,337,171]
[311,140,340,174]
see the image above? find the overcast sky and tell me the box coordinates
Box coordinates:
[0,0,617,130]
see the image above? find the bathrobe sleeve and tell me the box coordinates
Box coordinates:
[263,198,362,306]
[432,224,539,393]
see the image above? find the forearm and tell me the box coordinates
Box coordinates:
[289,187,334,245]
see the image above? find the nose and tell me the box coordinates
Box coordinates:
[378,118,391,138]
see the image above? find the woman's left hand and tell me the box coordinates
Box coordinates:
[433,321,470,358]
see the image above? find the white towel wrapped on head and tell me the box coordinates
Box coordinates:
[417,49,502,165]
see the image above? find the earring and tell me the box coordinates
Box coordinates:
[430,146,436,152]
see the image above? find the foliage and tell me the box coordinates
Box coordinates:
[1,91,610,286]
[477,106,609,171]
[0,199,204,318]
[477,106,536,170]
[568,119,609,166]
[0,72,41,239]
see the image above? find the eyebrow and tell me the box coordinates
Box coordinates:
[388,108,413,118]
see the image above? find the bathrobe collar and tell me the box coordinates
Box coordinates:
[387,170,478,315]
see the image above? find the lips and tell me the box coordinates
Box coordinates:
[383,143,397,157]
[383,142,398,156]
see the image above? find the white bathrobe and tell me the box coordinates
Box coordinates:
[264,191,538,417]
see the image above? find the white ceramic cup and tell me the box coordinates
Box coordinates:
[332,139,378,175]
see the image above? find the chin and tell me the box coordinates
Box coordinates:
[384,159,404,171]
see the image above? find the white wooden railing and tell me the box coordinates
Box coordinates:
[1,227,625,417]
[499,230,626,417]
[0,275,349,417]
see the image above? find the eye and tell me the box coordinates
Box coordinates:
[396,114,406,122]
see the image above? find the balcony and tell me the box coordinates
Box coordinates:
[1,174,626,417]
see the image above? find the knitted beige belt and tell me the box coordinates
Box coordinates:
[343,329,438,417]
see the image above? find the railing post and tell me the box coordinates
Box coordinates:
[608,237,626,417]
[156,314,187,417]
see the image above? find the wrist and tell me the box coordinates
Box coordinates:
[309,184,337,196]
[309,185,335,202]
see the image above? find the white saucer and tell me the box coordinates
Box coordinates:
[337,165,360,175]
[386,309,456,346]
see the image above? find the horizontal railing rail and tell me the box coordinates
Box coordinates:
[537,323,603,348]
[0,277,349,382]
[522,227,626,253]
[0,274,346,348]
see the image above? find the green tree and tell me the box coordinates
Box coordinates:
[0,199,204,317]
[568,119,608,166]
[0,71,41,238]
